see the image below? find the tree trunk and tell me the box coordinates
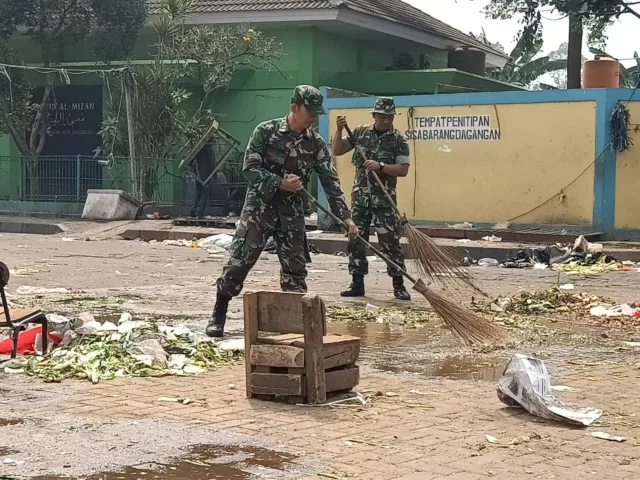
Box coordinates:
[567,15,583,89]
[27,156,40,198]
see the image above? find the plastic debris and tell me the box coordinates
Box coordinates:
[481,235,502,242]
[15,286,70,295]
[365,304,380,315]
[589,432,626,442]
[497,354,603,426]
[559,284,575,290]
[485,434,499,444]
[197,234,233,251]
[218,338,245,352]
[478,258,500,267]
[118,312,133,324]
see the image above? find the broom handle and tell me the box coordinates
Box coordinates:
[344,125,404,220]
[304,189,417,284]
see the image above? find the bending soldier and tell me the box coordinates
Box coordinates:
[207,85,358,337]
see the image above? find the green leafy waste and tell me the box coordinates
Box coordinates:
[327,305,434,324]
[3,328,242,384]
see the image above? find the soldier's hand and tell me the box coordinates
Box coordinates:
[336,116,348,132]
[344,219,360,238]
[280,174,303,192]
[364,160,381,172]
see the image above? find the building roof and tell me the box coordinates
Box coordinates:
[147,0,508,59]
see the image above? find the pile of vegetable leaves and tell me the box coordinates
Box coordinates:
[3,327,242,384]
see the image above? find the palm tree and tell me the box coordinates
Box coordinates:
[482,26,567,87]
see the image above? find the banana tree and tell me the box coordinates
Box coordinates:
[486,25,567,86]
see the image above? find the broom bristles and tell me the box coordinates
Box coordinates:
[405,224,485,295]
[412,279,504,346]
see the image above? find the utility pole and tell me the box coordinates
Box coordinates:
[567,14,584,89]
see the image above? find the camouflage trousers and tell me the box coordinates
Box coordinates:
[347,199,405,277]
[216,204,309,297]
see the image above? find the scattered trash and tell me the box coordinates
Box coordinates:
[478,258,500,267]
[510,434,540,445]
[61,237,76,242]
[228,383,236,390]
[197,234,233,251]
[492,221,511,230]
[497,354,603,426]
[15,286,70,295]
[3,321,242,383]
[365,304,380,315]
[590,432,626,442]
[10,268,40,276]
[559,284,575,290]
[118,312,133,324]
[334,251,347,257]
[385,392,399,397]
[0,326,63,355]
[157,397,193,405]
[328,305,432,324]
[388,313,405,324]
[218,338,245,351]
[590,304,637,317]
[574,235,603,254]
[481,235,502,242]
[487,287,611,316]
[485,434,499,444]
[448,222,473,229]
[550,386,577,392]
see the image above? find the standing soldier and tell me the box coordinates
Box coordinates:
[206,85,359,338]
[331,97,411,301]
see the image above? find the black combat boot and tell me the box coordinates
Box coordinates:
[205,294,231,338]
[341,275,365,297]
[393,276,411,301]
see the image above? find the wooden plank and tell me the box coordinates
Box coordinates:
[249,345,305,368]
[302,294,326,405]
[326,367,360,393]
[250,373,303,396]
[257,291,305,334]
[324,343,360,370]
[291,334,360,358]
[244,292,260,398]
[257,334,304,346]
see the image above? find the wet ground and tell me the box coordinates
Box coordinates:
[2,231,640,477]
[30,444,296,480]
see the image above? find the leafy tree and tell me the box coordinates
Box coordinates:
[97,0,284,201]
[485,25,567,86]
[0,0,146,195]
[484,0,640,88]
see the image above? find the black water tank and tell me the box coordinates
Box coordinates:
[448,47,486,76]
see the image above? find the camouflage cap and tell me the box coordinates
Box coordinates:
[291,85,326,115]
[370,97,398,116]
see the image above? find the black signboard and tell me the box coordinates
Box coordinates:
[30,84,103,200]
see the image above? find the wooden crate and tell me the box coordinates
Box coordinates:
[244,291,360,404]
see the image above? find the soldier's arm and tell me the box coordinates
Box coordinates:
[314,136,352,221]
[331,119,357,156]
[380,135,410,177]
[242,123,283,199]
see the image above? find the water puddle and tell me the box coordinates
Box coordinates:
[328,320,506,381]
[328,321,440,348]
[375,355,506,382]
[0,418,24,427]
[31,444,297,479]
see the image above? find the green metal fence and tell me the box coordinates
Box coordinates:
[0,155,247,214]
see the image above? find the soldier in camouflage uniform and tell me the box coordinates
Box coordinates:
[331,97,411,301]
[206,85,359,338]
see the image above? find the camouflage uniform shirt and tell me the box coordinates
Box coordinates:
[345,125,410,208]
[244,117,351,220]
